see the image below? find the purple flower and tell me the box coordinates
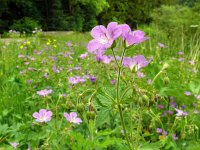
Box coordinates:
[157,105,165,109]
[87,22,121,54]
[162,131,168,136]
[67,41,73,47]
[170,101,177,108]
[123,55,150,71]
[147,79,152,85]
[110,79,116,85]
[68,76,85,84]
[172,133,178,140]
[137,71,145,78]
[124,30,149,46]
[52,65,60,73]
[37,89,53,97]
[158,42,166,48]
[44,73,48,78]
[185,91,191,96]
[178,51,184,55]
[27,79,33,84]
[95,54,112,64]
[32,109,52,123]
[64,112,82,124]
[10,142,19,149]
[79,52,88,59]
[89,76,97,83]
[195,95,200,100]
[156,128,163,133]
[178,58,184,61]
[175,108,188,117]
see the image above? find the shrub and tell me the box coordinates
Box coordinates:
[10,17,41,34]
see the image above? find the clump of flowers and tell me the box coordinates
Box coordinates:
[64,112,82,124]
[33,109,52,123]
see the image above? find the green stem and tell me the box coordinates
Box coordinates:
[112,47,132,150]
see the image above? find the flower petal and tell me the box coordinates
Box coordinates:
[87,39,103,53]
[33,112,40,119]
[91,25,107,38]
[70,112,77,118]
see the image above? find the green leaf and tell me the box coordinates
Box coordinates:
[96,107,111,127]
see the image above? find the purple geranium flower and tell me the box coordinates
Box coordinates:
[137,71,145,78]
[52,65,60,73]
[95,54,112,64]
[185,91,191,96]
[10,142,19,149]
[172,133,178,140]
[64,112,82,124]
[175,108,188,117]
[68,76,85,84]
[123,30,149,46]
[156,128,163,133]
[158,42,166,48]
[79,52,88,59]
[110,79,116,85]
[87,22,121,54]
[123,55,150,71]
[33,109,52,123]
[37,89,53,97]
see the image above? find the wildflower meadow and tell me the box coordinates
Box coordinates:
[0,1,200,149]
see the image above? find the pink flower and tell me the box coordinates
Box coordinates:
[137,71,145,78]
[184,91,191,96]
[68,76,85,84]
[158,42,166,48]
[175,108,188,117]
[10,142,19,149]
[33,109,52,123]
[123,55,150,71]
[87,22,121,54]
[79,52,88,59]
[64,112,82,124]
[122,28,149,46]
[95,54,112,64]
[36,89,53,97]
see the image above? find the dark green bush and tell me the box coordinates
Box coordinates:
[10,17,41,34]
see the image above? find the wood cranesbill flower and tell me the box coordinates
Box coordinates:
[87,22,121,54]
[123,55,150,71]
[175,108,188,117]
[33,109,52,123]
[64,112,82,124]
[37,89,53,97]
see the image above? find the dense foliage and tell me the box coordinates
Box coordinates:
[1,0,199,33]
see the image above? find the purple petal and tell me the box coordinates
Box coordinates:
[87,39,103,53]
[46,111,53,118]
[33,112,39,119]
[91,25,107,38]
[64,113,71,121]
[107,22,121,39]
[120,24,131,39]
[70,112,77,118]
[74,118,82,124]
[39,109,47,116]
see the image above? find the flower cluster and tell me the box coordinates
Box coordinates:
[33,109,82,125]
[87,22,148,54]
